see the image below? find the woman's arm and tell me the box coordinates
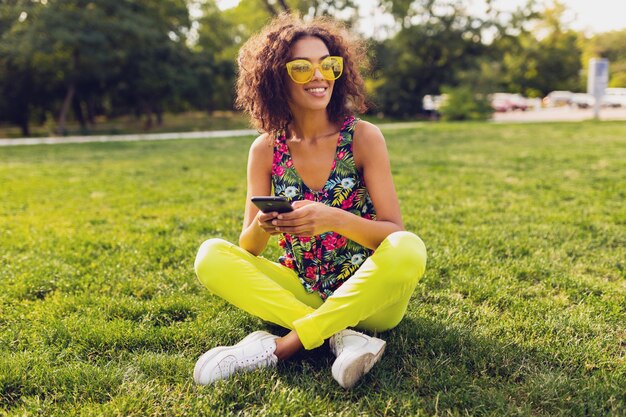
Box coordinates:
[238,134,279,255]
[270,121,404,250]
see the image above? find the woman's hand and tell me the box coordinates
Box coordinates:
[270,200,337,237]
[256,211,282,235]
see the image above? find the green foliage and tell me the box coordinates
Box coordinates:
[0,121,625,415]
[496,2,583,96]
[0,0,195,133]
[438,86,493,121]
[582,29,626,88]
[0,0,621,135]
[370,7,488,117]
[192,1,239,112]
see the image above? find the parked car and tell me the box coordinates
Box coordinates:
[525,97,542,111]
[422,94,447,119]
[422,94,441,112]
[508,94,528,111]
[490,93,528,112]
[570,93,595,109]
[543,91,573,107]
[602,88,626,107]
[491,93,513,112]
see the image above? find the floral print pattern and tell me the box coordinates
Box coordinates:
[272,116,376,300]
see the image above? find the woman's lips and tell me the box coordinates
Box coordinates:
[305,87,328,97]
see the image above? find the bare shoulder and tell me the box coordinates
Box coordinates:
[248,133,274,173]
[249,132,275,161]
[354,119,385,145]
[353,120,387,165]
[250,132,273,154]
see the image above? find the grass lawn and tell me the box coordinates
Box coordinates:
[0,121,624,416]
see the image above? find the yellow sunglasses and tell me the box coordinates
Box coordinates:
[285,56,344,84]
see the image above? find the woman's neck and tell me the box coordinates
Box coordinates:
[287,109,338,142]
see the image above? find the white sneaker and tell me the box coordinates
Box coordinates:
[193,331,279,385]
[329,329,386,389]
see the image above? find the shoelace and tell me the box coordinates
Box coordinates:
[237,347,277,371]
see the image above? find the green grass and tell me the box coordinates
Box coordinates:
[0,121,624,416]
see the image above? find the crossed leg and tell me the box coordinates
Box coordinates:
[194,231,427,352]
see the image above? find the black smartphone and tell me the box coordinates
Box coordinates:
[251,196,294,214]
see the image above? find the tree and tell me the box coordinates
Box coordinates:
[191,0,239,113]
[0,1,51,136]
[496,1,582,97]
[439,85,493,121]
[0,0,194,135]
[582,29,626,88]
[106,1,193,128]
[369,1,490,117]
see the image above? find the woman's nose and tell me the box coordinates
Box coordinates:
[312,67,324,80]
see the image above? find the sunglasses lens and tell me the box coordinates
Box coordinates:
[286,57,343,83]
[289,60,313,83]
[321,57,343,80]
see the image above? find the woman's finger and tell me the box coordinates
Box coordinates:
[258,212,278,222]
[271,217,309,227]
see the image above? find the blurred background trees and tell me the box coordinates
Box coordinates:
[0,0,624,136]
[497,2,582,97]
[582,29,626,88]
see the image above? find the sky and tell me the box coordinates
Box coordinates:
[470,0,626,34]
[216,0,626,36]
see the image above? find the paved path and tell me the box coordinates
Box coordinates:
[1,110,624,147]
[493,106,626,123]
[0,122,425,147]
[0,128,258,147]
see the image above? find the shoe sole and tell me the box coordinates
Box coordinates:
[193,331,271,384]
[331,338,386,389]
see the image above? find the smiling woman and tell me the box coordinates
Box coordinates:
[235,14,368,133]
[192,13,427,389]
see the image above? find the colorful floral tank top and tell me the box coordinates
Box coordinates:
[272,116,376,300]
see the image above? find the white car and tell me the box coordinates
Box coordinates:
[508,94,528,111]
[543,91,573,107]
[602,88,626,107]
[491,93,513,112]
[422,94,446,111]
[570,93,595,109]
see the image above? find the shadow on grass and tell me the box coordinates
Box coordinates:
[1,316,621,415]
[253,317,621,415]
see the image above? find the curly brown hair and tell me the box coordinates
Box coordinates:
[235,13,369,133]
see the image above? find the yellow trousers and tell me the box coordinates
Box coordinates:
[194,231,427,350]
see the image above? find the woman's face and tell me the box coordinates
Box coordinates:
[286,36,335,113]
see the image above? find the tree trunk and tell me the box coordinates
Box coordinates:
[155,106,163,126]
[277,0,290,12]
[260,0,277,16]
[86,97,96,126]
[72,94,87,130]
[56,83,75,135]
[312,0,321,16]
[141,102,153,130]
[18,112,30,137]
